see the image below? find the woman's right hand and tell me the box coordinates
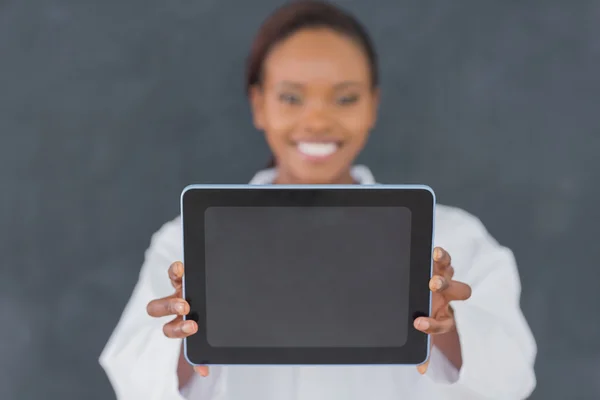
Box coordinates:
[146,261,209,377]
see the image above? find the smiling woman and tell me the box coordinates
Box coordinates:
[245,1,380,184]
[99,1,537,400]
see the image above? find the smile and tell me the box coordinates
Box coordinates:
[296,141,340,160]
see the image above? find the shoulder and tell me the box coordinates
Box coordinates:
[433,204,506,279]
[435,204,489,239]
[150,216,183,246]
[147,216,182,255]
[139,216,183,297]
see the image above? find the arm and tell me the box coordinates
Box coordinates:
[425,213,537,399]
[99,219,222,400]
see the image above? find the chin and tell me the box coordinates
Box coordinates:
[290,165,351,185]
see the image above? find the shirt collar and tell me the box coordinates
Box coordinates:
[249,165,376,185]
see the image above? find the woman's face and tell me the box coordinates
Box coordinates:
[250,28,379,184]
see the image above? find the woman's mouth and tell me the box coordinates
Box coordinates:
[296,141,340,161]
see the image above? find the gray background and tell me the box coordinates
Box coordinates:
[0,0,598,399]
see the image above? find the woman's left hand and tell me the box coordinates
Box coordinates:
[414,247,472,374]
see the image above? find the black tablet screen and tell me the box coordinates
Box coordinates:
[203,206,412,349]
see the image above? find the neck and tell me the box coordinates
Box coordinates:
[273,168,356,185]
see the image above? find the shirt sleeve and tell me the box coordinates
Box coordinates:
[424,211,537,399]
[99,219,223,400]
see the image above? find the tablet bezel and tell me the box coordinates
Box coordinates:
[181,184,435,366]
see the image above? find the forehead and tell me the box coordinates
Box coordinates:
[262,28,371,85]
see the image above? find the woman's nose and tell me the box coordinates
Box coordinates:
[302,102,333,134]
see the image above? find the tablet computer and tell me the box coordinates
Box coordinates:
[181,185,435,366]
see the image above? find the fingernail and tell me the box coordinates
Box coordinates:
[432,277,443,290]
[175,262,183,275]
[182,321,195,334]
[175,302,185,314]
[434,248,443,261]
[418,319,429,330]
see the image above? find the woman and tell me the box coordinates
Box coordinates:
[99,1,537,399]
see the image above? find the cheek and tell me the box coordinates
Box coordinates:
[338,105,374,142]
[261,102,299,142]
[261,100,374,151]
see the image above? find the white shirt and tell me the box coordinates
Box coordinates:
[99,166,537,400]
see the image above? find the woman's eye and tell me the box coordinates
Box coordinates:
[336,94,359,105]
[279,93,302,105]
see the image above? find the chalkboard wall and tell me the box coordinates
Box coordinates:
[1,0,599,399]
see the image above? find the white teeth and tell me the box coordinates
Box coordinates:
[297,142,338,157]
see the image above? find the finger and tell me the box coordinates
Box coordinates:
[194,366,210,377]
[439,280,472,302]
[147,294,190,318]
[429,275,449,292]
[163,317,198,339]
[417,359,430,375]
[414,316,455,335]
[168,261,184,289]
[433,247,452,275]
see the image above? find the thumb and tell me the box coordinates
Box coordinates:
[417,359,429,375]
[194,366,210,377]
